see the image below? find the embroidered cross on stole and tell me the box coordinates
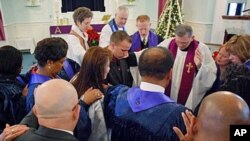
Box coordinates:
[167,39,199,105]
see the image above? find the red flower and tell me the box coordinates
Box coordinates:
[87,27,100,46]
[212,51,219,60]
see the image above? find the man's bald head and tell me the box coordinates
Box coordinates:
[34,79,78,119]
[195,91,250,141]
[139,47,174,80]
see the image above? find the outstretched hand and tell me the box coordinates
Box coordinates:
[173,110,195,141]
[194,48,202,70]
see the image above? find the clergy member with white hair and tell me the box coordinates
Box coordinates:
[99,5,129,48]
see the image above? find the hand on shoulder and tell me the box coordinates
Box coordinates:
[173,110,195,141]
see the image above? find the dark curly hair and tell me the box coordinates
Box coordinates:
[34,37,68,67]
[220,64,250,106]
[0,45,22,78]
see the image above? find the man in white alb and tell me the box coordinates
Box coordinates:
[158,24,217,110]
[99,5,129,48]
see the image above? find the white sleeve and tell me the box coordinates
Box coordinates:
[66,35,86,66]
[134,38,172,65]
[158,38,172,49]
[99,25,112,48]
[185,43,217,110]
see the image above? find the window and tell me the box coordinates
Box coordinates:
[227,2,246,15]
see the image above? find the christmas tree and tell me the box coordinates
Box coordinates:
[156,0,183,39]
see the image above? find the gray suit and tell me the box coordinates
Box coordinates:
[14,126,78,141]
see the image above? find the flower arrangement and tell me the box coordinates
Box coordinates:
[87,26,100,47]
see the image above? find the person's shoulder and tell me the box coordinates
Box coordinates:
[14,128,36,141]
[105,84,129,95]
[164,102,189,114]
[101,24,111,32]
[197,41,208,48]
[158,37,173,47]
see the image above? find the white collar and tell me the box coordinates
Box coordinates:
[140,82,165,93]
[72,25,88,39]
[50,127,74,135]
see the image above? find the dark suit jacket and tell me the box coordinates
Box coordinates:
[14,126,78,141]
[106,52,138,87]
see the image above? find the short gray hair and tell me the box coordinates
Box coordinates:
[73,7,93,25]
[116,5,129,14]
[175,24,193,37]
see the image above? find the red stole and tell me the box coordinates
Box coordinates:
[167,39,199,105]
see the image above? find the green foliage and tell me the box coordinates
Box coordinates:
[156,0,184,39]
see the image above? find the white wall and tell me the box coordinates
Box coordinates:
[0,0,54,48]
[183,0,216,43]
[210,0,250,44]
[1,0,248,48]
[0,0,158,49]
[210,0,228,44]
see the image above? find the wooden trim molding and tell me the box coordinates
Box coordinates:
[222,15,250,20]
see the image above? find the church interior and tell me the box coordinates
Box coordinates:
[0,0,250,140]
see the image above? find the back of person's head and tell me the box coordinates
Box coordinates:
[34,79,80,130]
[220,64,250,106]
[73,7,93,25]
[226,35,250,63]
[72,46,112,97]
[110,31,132,45]
[34,37,68,67]
[195,91,250,141]
[0,45,22,78]
[136,15,150,22]
[175,24,193,37]
[139,47,174,80]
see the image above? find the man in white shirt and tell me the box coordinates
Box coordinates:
[158,24,217,110]
[99,5,129,48]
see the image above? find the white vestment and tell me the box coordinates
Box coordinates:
[158,38,217,110]
[99,23,125,48]
[67,25,89,66]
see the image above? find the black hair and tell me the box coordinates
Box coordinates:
[220,64,250,107]
[34,37,68,67]
[0,45,22,77]
[139,47,174,80]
